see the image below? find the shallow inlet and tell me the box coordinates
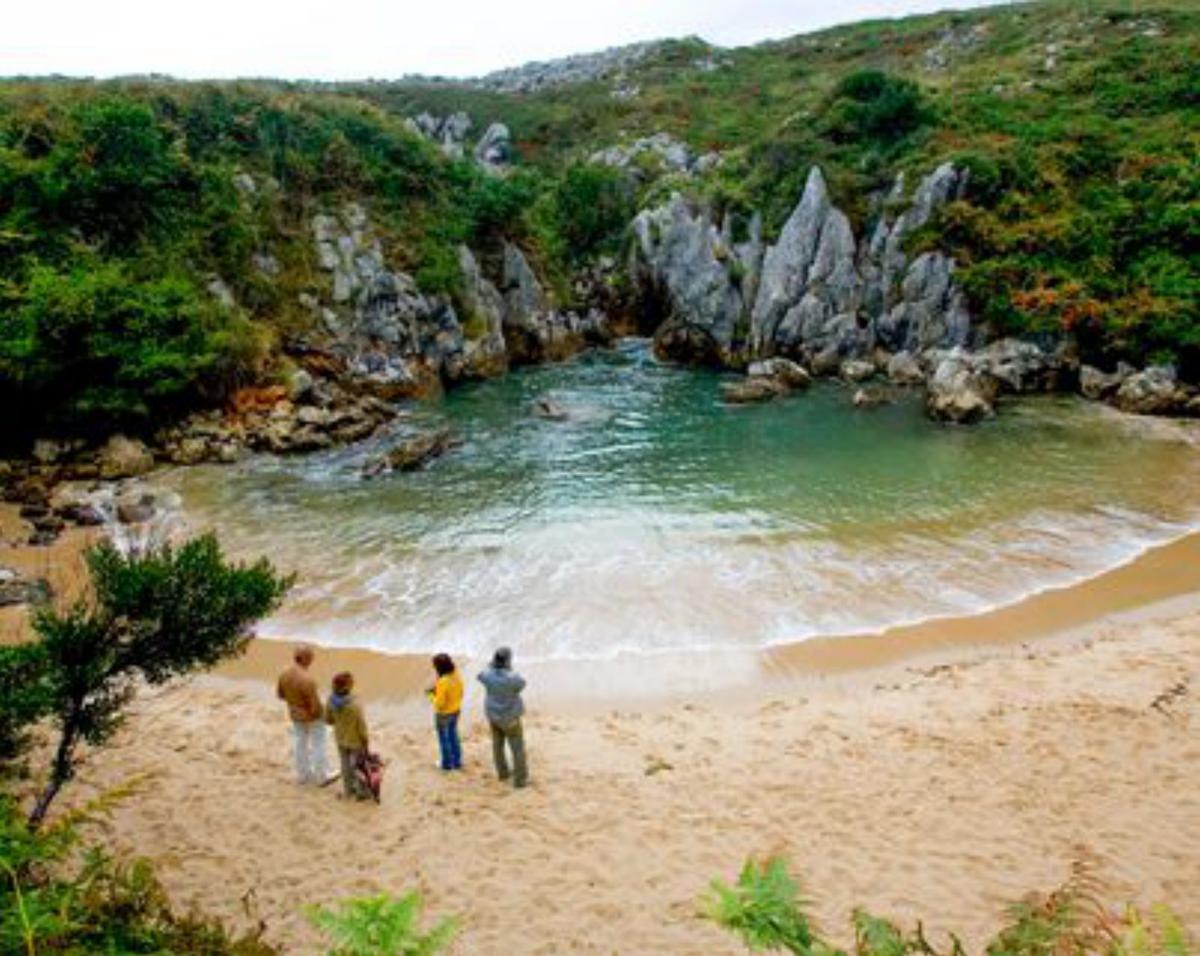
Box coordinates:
[152,339,1200,673]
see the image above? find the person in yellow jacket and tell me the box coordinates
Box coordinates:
[427,653,464,771]
[325,672,371,800]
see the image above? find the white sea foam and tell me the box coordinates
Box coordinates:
[150,346,1200,664]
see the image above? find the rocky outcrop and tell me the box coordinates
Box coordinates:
[721,358,811,405]
[631,163,974,377]
[750,167,862,361]
[468,41,665,94]
[1113,366,1197,416]
[362,429,460,477]
[308,205,603,392]
[978,338,1074,394]
[840,359,876,383]
[1079,363,1133,401]
[97,435,155,480]
[408,113,512,172]
[473,122,512,173]
[631,194,761,367]
[886,351,925,385]
[500,242,609,364]
[925,352,998,424]
[156,383,396,464]
[624,161,1112,421]
[408,112,473,159]
[859,163,974,356]
[310,203,455,396]
[590,133,720,180]
[455,246,510,379]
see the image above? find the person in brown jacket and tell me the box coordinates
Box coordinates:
[326,672,371,801]
[276,645,328,785]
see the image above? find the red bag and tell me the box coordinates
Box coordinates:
[355,751,384,802]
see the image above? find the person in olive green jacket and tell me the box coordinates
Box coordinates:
[325,672,370,800]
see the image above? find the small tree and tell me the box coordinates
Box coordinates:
[13,534,290,828]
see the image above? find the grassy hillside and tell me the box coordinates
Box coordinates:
[1,0,1197,445]
[345,0,1198,369]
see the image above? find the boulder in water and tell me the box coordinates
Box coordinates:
[1113,366,1193,416]
[116,494,157,525]
[362,429,461,477]
[886,350,925,385]
[721,377,790,405]
[747,358,811,390]
[926,354,997,424]
[532,398,570,421]
[723,357,811,404]
[853,387,893,409]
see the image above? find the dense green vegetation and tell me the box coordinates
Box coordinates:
[0,86,594,445]
[703,856,1193,955]
[1,0,1197,446]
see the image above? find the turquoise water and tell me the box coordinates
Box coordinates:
[155,340,1200,661]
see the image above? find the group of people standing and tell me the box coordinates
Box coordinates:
[275,644,529,801]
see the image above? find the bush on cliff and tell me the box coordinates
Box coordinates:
[0,261,270,436]
[822,70,932,151]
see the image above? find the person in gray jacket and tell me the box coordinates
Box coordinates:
[477,646,528,788]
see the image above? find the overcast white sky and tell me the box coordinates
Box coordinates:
[4,0,1009,80]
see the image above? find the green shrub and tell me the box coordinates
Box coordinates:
[822,71,931,150]
[39,98,193,252]
[543,163,636,265]
[703,856,1195,956]
[0,794,280,955]
[307,892,458,956]
[0,260,269,435]
[702,856,823,955]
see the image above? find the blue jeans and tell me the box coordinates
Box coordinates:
[435,712,462,770]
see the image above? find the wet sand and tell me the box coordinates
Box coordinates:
[5,502,1200,704]
[212,530,1200,710]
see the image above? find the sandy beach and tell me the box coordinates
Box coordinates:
[4,504,1199,952]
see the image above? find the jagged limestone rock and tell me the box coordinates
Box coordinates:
[474,122,512,172]
[750,167,859,357]
[631,194,754,366]
[630,161,981,375]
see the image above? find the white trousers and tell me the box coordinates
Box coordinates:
[291,720,328,784]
